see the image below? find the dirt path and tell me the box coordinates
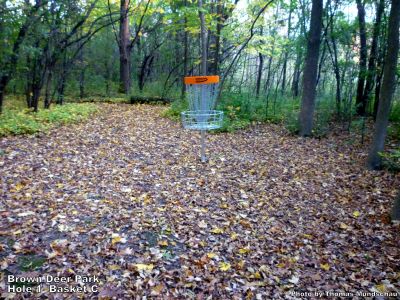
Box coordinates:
[0,104,399,298]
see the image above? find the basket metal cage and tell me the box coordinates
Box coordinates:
[181,81,223,130]
[181,110,223,130]
[181,76,223,162]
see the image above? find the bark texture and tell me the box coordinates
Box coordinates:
[298,0,323,136]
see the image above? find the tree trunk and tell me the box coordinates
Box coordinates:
[44,71,52,109]
[362,0,385,112]
[119,0,131,94]
[31,84,41,112]
[367,0,400,169]
[181,0,189,99]
[57,53,68,105]
[292,52,301,97]
[298,0,323,136]
[256,53,264,98]
[209,0,222,75]
[325,2,342,118]
[198,0,207,75]
[78,47,86,99]
[0,77,7,114]
[355,0,368,116]
[281,1,292,94]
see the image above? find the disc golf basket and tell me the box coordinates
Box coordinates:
[181,76,223,162]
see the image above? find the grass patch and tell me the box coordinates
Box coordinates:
[0,103,98,137]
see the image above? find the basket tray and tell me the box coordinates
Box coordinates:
[181,110,223,130]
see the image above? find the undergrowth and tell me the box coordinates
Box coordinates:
[0,103,98,137]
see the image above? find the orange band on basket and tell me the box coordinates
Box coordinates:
[184,75,219,85]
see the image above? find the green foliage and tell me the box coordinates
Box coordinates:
[380,148,400,173]
[0,103,98,137]
[388,100,400,140]
[161,99,188,121]
[17,255,46,272]
[163,91,336,136]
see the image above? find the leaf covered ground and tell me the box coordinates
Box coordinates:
[0,104,399,299]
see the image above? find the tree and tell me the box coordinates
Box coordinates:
[355,0,368,116]
[362,0,385,110]
[298,0,323,136]
[367,0,400,170]
[0,1,47,113]
[112,0,150,95]
[119,0,131,94]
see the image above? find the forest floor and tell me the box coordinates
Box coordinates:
[0,104,399,299]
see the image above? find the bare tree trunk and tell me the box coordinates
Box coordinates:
[119,0,131,94]
[292,52,301,97]
[209,0,222,75]
[316,41,326,86]
[44,70,52,109]
[0,79,5,114]
[363,0,385,112]
[281,0,292,94]
[298,0,323,136]
[199,0,207,75]
[57,53,67,105]
[325,1,342,118]
[355,0,368,116]
[181,0,189,99]
[256,53,264,98]
[367,0,400,169]
[78,46,86,99]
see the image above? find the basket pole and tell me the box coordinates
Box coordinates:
[201,130,206,162]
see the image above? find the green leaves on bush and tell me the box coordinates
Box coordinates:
[0,103,98,137]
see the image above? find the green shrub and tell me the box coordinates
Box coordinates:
[0,103,98,137]
[381,148,400,173]
[161,99,188,121]
[389,99,400,122]
[284,111,300,134]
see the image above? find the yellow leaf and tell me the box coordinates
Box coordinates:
[230,233,238,240]
[220,203,228,209]
[339,222,348,230]
[112,236,121,244]
[151,284,164,296]
[14,183,25,191]
[238,248,250,255]
[353,211,360,218]
[376,284,387,293]
[219,262,231,271]
[237,260,245,269]
[111,233,126,244]
[320,263,330,271]
[303,234,312,239]
[276,262,285,268]
[211,227,224,234]
[109,264,121,271]
[134,264,154,271]
[158,240,168,247]
[207,252,216,259]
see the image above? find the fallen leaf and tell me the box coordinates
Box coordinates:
[219,262,231,271]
